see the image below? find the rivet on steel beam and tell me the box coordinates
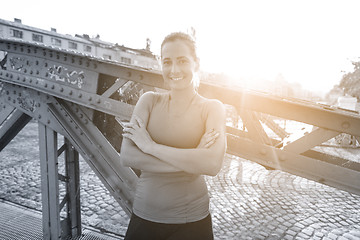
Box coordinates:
[36,70,39,75]
[45,73,49,77]
[47,120,51,124]
[6,73,8,77]
[43,51,46,56]
[79,114,83,118]
[13,99,16,104]
[22,77,26,82]
[50,53,53,58]
[36,80,39,84]
[6,90,9,95]
[84,119,88,124]
[60,87,64,92]
[78,93,82,98]
[56,54,60,60]
[36,60,39,65]
[10,74,13,79]
[64,56,67,61]
[80,132,83,135]
[96,99,101,104]
[38,115,41,119]
[24,69,27,73]
[342,122,350,129]
[79,60,83,65]
[93,63,97,69]
[37,103,41,107]
[30,70,33,75]
[44,62,48,67]
[51,85,55,90]
[88,96,92,101]
[29,79,32,83]
[69,90,73,95]
[44,83,48,88]
[8,97,11,101]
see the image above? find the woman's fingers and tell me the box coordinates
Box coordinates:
[134,116,144,128]
[198,129,220,148]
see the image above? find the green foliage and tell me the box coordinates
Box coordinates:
[339,61,360,100]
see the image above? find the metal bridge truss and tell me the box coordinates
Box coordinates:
[0,38,359,239]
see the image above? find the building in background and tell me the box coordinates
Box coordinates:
[0,18,160,70]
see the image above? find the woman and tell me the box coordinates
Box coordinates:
[120,32,226,240]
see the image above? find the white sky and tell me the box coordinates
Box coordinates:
[2,0,360,93]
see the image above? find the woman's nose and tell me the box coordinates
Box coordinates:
[171,63,180,73]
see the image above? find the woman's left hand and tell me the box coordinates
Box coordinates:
[121,116,154,153]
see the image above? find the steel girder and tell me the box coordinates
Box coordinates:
[0,37,359,237]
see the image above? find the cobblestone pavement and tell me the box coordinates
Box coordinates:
[0,120,360,240]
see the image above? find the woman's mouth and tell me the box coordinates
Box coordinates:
[170,77,184,81]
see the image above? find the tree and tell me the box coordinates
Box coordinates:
[339,60,360,100]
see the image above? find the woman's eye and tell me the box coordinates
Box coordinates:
[179,59,188,64]
[162,61,171,65]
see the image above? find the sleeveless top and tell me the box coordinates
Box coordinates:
[132,92,211,224]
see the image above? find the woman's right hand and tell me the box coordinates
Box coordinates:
[197,129,220,149]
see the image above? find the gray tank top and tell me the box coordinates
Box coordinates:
[132,92,210,224]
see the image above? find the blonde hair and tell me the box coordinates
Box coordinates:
[161,32,200,89]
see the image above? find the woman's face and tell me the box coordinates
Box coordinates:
[161,40,198,90]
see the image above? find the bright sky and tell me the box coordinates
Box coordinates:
[2,0,360,94]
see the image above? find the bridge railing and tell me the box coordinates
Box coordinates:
[0,38,359,239]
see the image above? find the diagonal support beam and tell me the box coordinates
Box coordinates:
[0,108,32,151]
[282,127,341,154]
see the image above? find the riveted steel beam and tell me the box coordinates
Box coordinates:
[0,106,32,151]
[226,133,360,195]
[198,83,360,137]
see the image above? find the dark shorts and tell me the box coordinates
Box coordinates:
[124,214,214,240]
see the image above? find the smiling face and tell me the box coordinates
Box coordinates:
[161,39,199,91]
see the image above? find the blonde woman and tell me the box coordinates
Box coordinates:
[120,32,226,240]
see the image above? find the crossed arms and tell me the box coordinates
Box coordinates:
[120,92,227,176]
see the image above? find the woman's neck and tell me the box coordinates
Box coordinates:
[169,86,197,103]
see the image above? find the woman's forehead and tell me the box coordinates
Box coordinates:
[161,40,192,58]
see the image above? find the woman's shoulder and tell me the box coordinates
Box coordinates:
[138,91,167,102]
[136,91,169,110]
[196,95,225,120]
[197,95,225,111]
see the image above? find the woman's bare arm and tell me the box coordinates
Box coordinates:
[120,92,182,173]
[123,100,227,176]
